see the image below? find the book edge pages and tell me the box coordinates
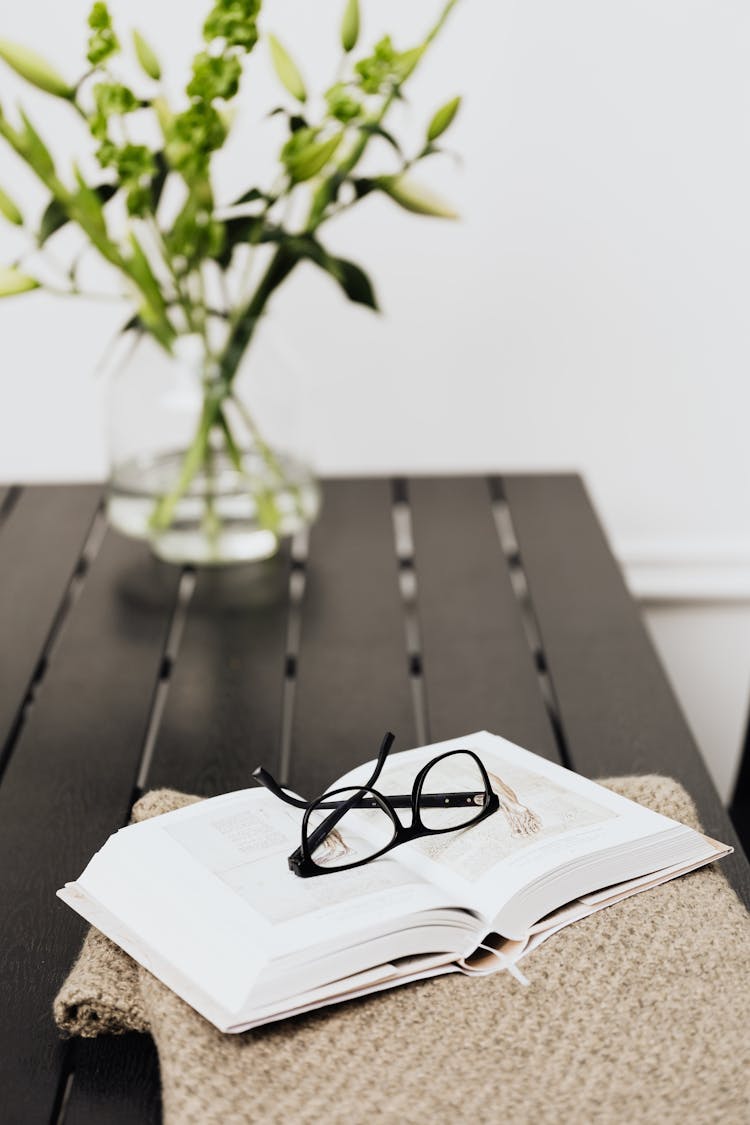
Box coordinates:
[57,883,235,1032]
[457,843,732,977]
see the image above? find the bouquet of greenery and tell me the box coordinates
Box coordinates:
[0,0,461,546]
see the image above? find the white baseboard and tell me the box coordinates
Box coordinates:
[618,542,750,604]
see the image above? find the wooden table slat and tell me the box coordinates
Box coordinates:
[502,473,750,907]
[408,476,561,762]
[289,479,416,795]
[0,531,181,1125]
[0,485,102,763]
[146,551,292,796]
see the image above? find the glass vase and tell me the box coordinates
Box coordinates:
[105,332,320,565]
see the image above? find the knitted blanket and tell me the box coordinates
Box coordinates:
[54,777,750,1125]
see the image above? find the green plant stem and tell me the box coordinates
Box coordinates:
[218,244,297,387]
[218,401,282,526]
[229,393,284,481]
[202,438,221,556]
[147,216,195,331]
[148,240,299,537]
[230,392,305,524]
[217,265,232,316]
[424,0,460,47]
[149,395,215,531]
[217,406,243,469]
[234,188,285,315]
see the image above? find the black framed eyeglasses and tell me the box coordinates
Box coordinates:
[253,731,500,878]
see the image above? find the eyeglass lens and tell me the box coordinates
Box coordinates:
[306,787,397,869]
[419,752,488,831]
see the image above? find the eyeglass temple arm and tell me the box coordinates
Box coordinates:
[250,768,351,873]
[312,791,488,808]
[253,731,396,811]
[252,767,309,809]
[363,730,395,787]
[254,766,485,809]
[254,766,488,811]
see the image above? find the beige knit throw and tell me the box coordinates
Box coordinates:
[54,777,750,1125]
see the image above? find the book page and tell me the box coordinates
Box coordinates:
[141,787,450,958]
[334,731,687,922]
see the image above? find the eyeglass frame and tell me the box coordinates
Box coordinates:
[253,732,500,878]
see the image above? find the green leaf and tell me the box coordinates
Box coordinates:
[136,303,173,352]
[132,30,161,81]
[330,257,378,309]
[0,267,39,296]
[128,233,166,316]
[308,173,343,224]
[231,187,271,207]
[18,112,55,180]
[214,216,281,268]
[0,185,22,225]
[394,46,424,82]
[427,95,461,142]
[284,131,342,183]
[341,0,360,52]
[127,233,174,348]
[0,40,73,99]
[270,107,309,132]
[152,95,173,142]
[287,235,378,310]
[350,177,376,199]
[38,198,67,244]
[39,183,115,245]
[72,168,109,233]
[120,312,144,335]
[149,150,169,212]
[376,174,458,219]
[268,35,306,102]
[358,121,402,156]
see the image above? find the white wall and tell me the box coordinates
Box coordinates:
[0,1,748,795]
[644,601,750,803]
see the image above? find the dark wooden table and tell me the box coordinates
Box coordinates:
[1,475,747,1124]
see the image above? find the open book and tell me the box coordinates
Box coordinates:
[58,731,730,1033]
